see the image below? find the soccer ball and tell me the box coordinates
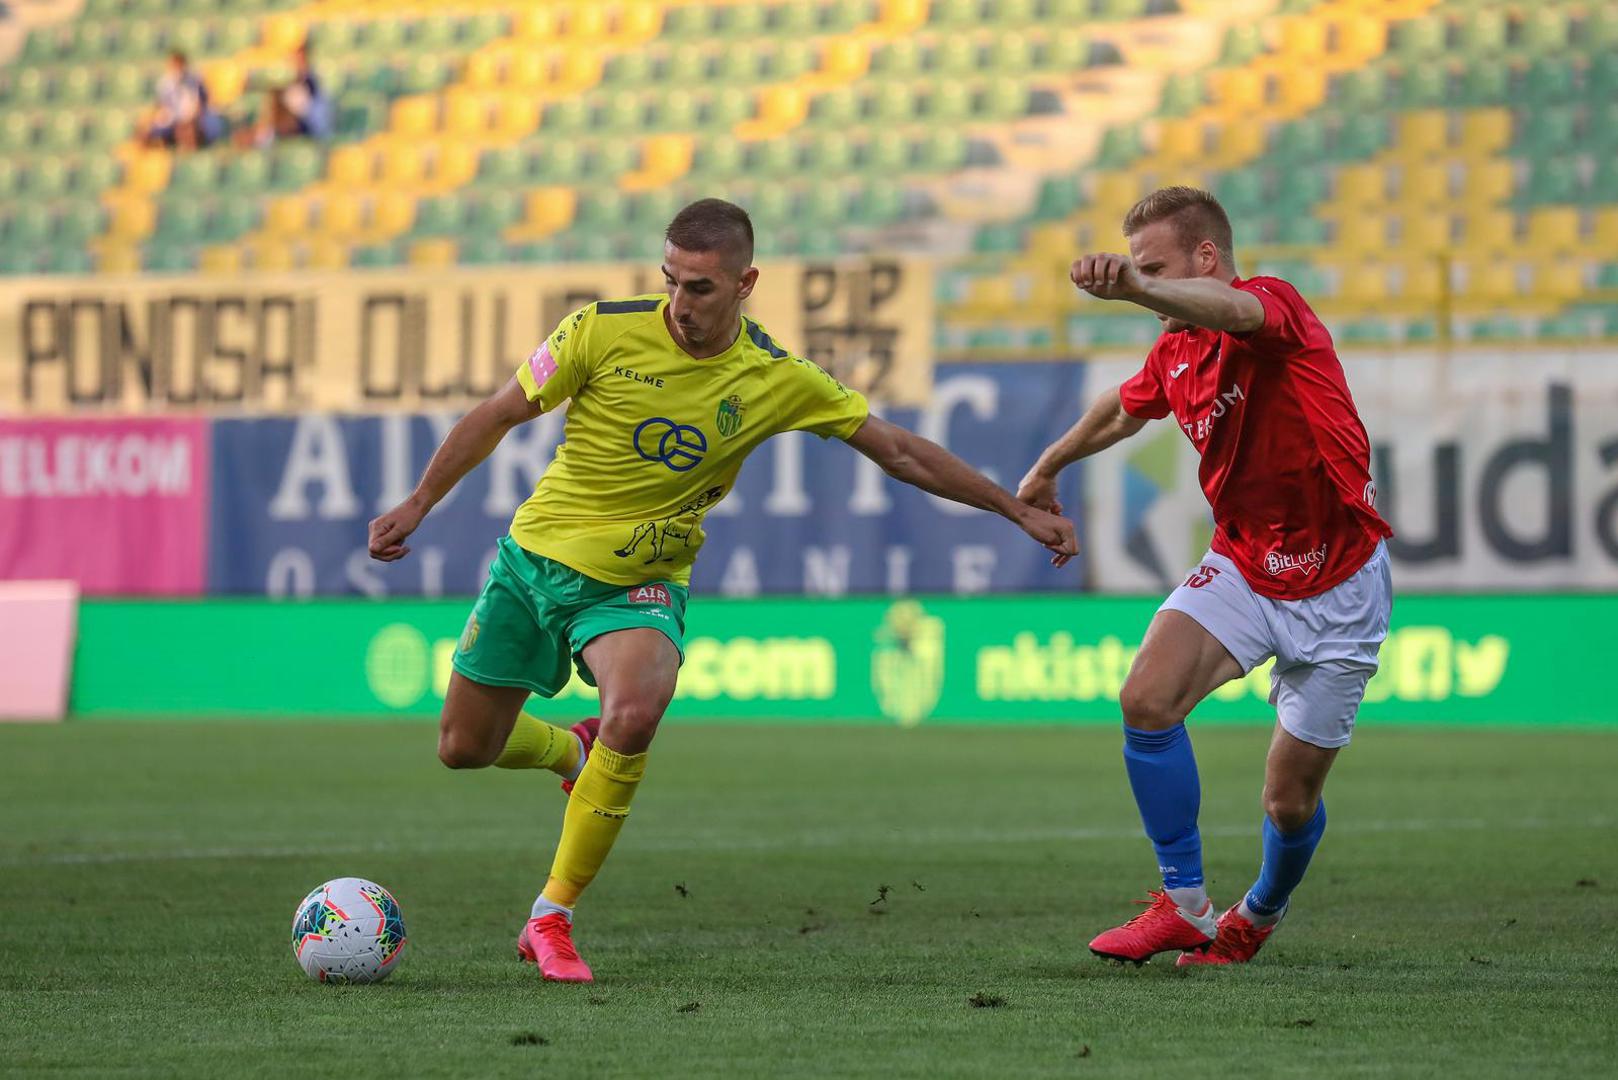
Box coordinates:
[290,877,408,984]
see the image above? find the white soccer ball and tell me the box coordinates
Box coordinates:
[290,877,408,984]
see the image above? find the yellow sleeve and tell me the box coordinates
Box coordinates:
[514,304,594,412]
[776,356,870,440]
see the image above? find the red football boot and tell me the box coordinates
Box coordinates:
[516,913,594,983]
[1088,890,1217,965]
[1176,904,1283,967]
[560,716,600,795]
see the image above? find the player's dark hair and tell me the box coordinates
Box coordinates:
[665,198,754,270]
[1124,186,1235,266]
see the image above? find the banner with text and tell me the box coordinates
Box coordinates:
[0,416,208,594]
[0,257,933,412]
[71,594,1615,725]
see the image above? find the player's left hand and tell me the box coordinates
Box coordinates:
[1015,504,1080,568]
[1071,253,1146,302]
[368,498,427,562]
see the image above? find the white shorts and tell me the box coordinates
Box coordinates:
[1159,542,1392,749]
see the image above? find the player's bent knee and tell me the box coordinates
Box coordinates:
[599,699,664,751]
[437,729,497,770]
[1262,788,1318,832]
[1118,681,1184,731]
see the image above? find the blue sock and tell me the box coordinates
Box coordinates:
[1245,800,1327,916]
[1121,723,1203,889]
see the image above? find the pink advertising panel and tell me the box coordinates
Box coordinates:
[0,417,209,595]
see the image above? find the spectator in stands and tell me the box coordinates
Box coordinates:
[236,41,331,149]
[139,51,223,150]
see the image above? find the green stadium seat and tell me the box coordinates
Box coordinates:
[868,81,918,124]
[873,40,922,77]
[310,20,359,53]
[59,67,99,106]
[358,20,407,55]
[1522,158,1580,204]
[635,188,682,231]
[1269,118,1326,164]
[750,138,798,177]
[606,51,654,85]
[412,194,464,236]
[22,156,71,199]
[0,113,36,154]
[70,155,120,196]
[351,242,403,269]
[1588,54,1618,103]
[90,110,135,147]
[575,190,629,231]
[399,55,449,95]
[719,4,766,37]
[1521,58,1575,106]
[468,191,521,234]
[1587,159,1618,204]
[992,0,1036,24]
[0,159,18,199]
[590,140,639,179]
[1392,14,1447,60]
[1095,124,1144,168]
[167,18,208,56]
[215,17,257,54]
[122,22,159,58]
[773,41,816,81]
[702,91,753,129]
[5,204,52,249]
[1330,68,1387,113]
[1582,6,1618,54]
[1516,8,1570,56]
[336,94,386,138]
[1331,113,1388,160]
[767,3,816,37]
[207,200,260,242]
[930,0,981,26]
[860,131,909,174]
[458,233,508,266]
[56,202,106,247]
[463,11,510,46]
[274,144,324,189]
[979,79,1031,120]
[477,146,528,188]
[12,67,50,106]
[534,141,586,182]
[810,87,859,127]
[850,180,906,225]
[145,242,198,273]
[42,247,94,275]
[1220,25,1264,65]
[1459,9,1507,56]
[664,5,716,37]
[1515,106,1576,157]
[799,180,848,225]
[650,90,698,131]
[917,128,968,171]
[155,201,208,245]
[1273,215,1327,246]
[510,239,562,264]
[1213,171,1265,217]
[931,37,979,77]
[973,222,1024,254]
[1396,66,1449,108]
[1457,61,1508,106]
[1036,29,1091,71]
[411,15,457,52]
[222,150,271,193]
[1029,174,1083,219]
[543,98,589,135]
[693,136,745,177]
[168,153,221,195]
[747,184,794,226]
[104,64,147,105]
[804,131,854,176]
[1157,73,1203,116]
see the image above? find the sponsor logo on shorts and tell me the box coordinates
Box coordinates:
[1264,543,1328,577]
[458,613,480,653]
[628,584,673,606]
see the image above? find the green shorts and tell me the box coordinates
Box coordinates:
[451,536,687,697]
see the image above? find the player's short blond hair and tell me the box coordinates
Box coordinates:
[1123,186,1235,266]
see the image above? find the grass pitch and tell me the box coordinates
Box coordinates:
[2,721,1615,1079]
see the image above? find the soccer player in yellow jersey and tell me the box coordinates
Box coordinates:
[368,199,1077,983]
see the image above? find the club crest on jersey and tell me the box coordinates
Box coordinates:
[628,584,673,606]
[715,395,745,438]
[1264,543,1328,577]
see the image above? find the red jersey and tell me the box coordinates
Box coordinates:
[1117,275,1392,600]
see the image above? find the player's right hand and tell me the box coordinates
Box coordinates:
[368,498,426,562]
[1070,253,1145,301]
[1016,504,1080,568]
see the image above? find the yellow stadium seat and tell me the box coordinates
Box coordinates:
[1335,164,1385,207]
[618,2,661,39]
[1153,118,1205,162]
[1339,262,1390,305]
[410,239,458,268]
[1281,17,1328,59]
[392,97,438,140]
[1213,123,1264,164]
[106,196,156,240]
[329,146,373,188]
[820,39,870,80]
[251,242,295,273]
[125,151,172,195]
[1276,67,1326,113]
[95,243,140,275]
[493,95,541,137]
[507,52,549,90]
[464,53,501,91]
[1461,160,1513,206]
[1333,14,1386,59]
[444,92,490,139]
[568,4,609,39]
[371,191,416,238]
[380,144,426,187]
[204,60,246,109]
[433,144,479,188]
[1461,109,1511,156]
[265,195,310,236]
[1590,208,1618,250]
[262,13,306,53]
[1094,172,1144,214]
[199,246,243,274]
[1458,209,1514,253]
[1333,214,1389,255]
[1455,261,1516,305]
[322,193,364,237]
[1399,211,1452,254]
[307,239,349,271]
[1208,68,1265,113]
[1399,257,1446,305]
[1531,260,1583,301]
[514,186,577,237]
[515,7,558,39]
[1525,208,1580,252]
[1400,163,1449,207]
[1395,111,1448,160]
[557,51,603,89]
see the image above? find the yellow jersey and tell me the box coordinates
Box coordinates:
[509,295,870,586]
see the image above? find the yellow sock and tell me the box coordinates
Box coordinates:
[493,712,582,776]
[540,743,647,908]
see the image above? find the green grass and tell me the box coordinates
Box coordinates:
[2,722,1615,1079]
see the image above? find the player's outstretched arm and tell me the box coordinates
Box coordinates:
[1071,253,1264,333]
[1017,384,1146,513]
[367,376,542,562]
[844,415,1079,566]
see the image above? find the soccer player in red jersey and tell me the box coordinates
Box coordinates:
[1018,187,1394,966]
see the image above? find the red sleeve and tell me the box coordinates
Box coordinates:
[1234,276,1313,354]
[1118,356,1170,420]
